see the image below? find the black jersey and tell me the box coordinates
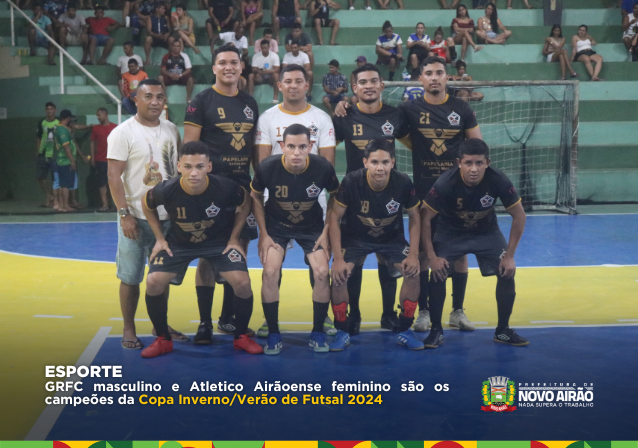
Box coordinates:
[399,95,478,198]
[333,103,410,174]
[184,87,259,189]
[145,174,246,247]
[424,166,521,233]
[251,154,340,231]
[336,168,420,244]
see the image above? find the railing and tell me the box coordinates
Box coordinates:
[7,0,122,123]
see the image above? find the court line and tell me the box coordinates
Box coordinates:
[109,317,150,322]
[25,326,112,441]
[530,320,575,324]
[0,249,114,264]
[618,319,638,322]
[34,315,73,319]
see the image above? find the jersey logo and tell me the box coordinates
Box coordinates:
[186,105,196,114]
[176,220,214,243]
[357,215,398,238]
[308,124,318,137]
[205,203,220,218]
[227,249,242,262]
[448,111,461,126]
[215,122,254,151]
[306,183,321,198]
[386,199,400,214]
[402,246,410,256]
[243,106,254,120]
[419,128,461,156]
[382,121,394,136]
[278,201,315,224]
[456,209,491,229]
[480,195,495,208]
[246,212,257,228]
[351,140,370,150]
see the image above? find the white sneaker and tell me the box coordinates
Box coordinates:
[365,5,372,9]
[414,310,431,331]
[349,5,355,9]
[323,316,337,335]
[449,308,475,331]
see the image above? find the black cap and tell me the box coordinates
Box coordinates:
[328,59,339,67]
[59,110,73,120]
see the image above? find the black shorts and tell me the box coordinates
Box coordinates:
[316,18,335,27]
[574,49,596,62]
[147,244,248,284]
[268,223,323,255]
[433,228,507,277]
[342,238,409,278]
[151,36,169,48]
[277,16,297,28]
[36,155,54,180]
[57,164,75,189]
[206,17,236,32]
[95,161,108,187]
[240,212,259,241]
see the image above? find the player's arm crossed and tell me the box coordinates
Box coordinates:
[403,204,421,278]
[328,200,349,286]
[500,201,525,279]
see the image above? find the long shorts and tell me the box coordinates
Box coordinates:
[324,93,345,104]
[95,161,108,187]
[36,155,54,180]
[277,16,297,28]
[57,164,75,189]
[163,73,192,86]
[35,34,50,48]
[433,228,507,277]
[268,223,323,255]
[65,33,83,46]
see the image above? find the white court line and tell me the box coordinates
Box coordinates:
[0,221,115,225]
[0,249,114,264]
[618,319,638,322]
[34,315,73,319]
[530,320,575,324]
[108,317,150,322]
[25,326,112,441]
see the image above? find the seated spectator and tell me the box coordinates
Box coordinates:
[283,40,314,100]
[121,58,148,113]
[116,41,144,97]
[17,0,33,10]
[476,3,511,44]
[90,107,117,212]
[402,70,424,101]
[630,32,638,61]
[348,0,372,9]
[376,20,403,81]
[272,0,302,41]
[42,0,67,30]
[218,25,249,58]
[376,0,404,9]
[621,0,638,17]
[172,4,199,54]
[144,3,174,66]
[407,22,430,71]
[571,24,604,81]
[159,40,195,103]
[249,39,281,103]
[309,0,341,46]
[206,0,237,47]
[322,59,348,116]
[350,55,367,104]
[429,27,453,62]
[506,0,532,8]
[543,24,578,79]
[127,0,154,45]
[439,0,460,8]
[254,28,279,54]
[239,0,263,45]
[58,4,88,63]
[240,53,251,91]
[448,60,483,102]
[28,4,56,65]
[284,23,315,67]
[451,4,483,61]
[622,3,638,53]
[86,6,118,65]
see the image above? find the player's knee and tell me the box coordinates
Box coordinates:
[334,18,340,25]
[262,265,280,284]
[312,264,330,282]
[145,274,165,295]
[232,276,252,298]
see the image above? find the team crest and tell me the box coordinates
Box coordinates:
[457,209,491,228]
[419,128,461,155]
[480,194,495,208]
[246,213,257,228]
[386,199,400,214]
[227,249,242,263]
[306,183,321,198]
[481,376,517,413]
[215,122,254,151]
[448,111,461,126]
[278,201,314,224]
[357,215,397,238]
[402,246,410,256]
[205,203,220,218]
[308,124,318,137]
[381,121,394,136]
[176,220,214,243]
[243,106,254,120]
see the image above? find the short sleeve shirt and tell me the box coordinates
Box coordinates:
[90,122,117,162]
[117,54,144,75]
[376,33,402,52]
[121,70,148,98]
[53,125,77,166]
[219,31,248,52]
[254,38,278,54]
[408,33,430,45]
[251,51,280,69]
[58,12,86,36]
[284,32,312,47]
[322,73,348,92]
[42,0,66,19]
[37,118,60,158]
[33,14,52,35]
[86,16,116,36]
[282,51,310,65]
[161,52,192,75]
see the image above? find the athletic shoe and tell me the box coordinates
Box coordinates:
[309,331,329,352]
[218,316,255,337]
[256,320,269,338]
[396,329,424,350]
[423,328,444,349]
[193,321,213,345]
[329,330,351,351]
[449,308,475,331]
[349,5,354,9]
[141,337,173,358]
[494,328,529,346]
[324,316,337,335]
[264,333,283,355]
[233,334,264,354]
[414,310,431,331]
[365,5,372,9]
[380,311,400,332]
[348,316,361,336]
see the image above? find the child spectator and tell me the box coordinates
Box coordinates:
[116,41,144,98]
[145,3,174,66]
[322,59,348,116]
[249,39,281,103]
[90,107,117,212]
[429,27,454,63]
[451,4,483,61]
[477,2,511,45]
[86,6,119,65]
[159,40,195,103]
[407,22,430,71]
[309,0,341,46]
[121,59,149,113]
[542,24,578,80]
[28,4,56,65]
[376,20,403,81]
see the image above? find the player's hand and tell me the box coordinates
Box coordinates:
[499,253,516,279]
[258,234,281,264]
[150,238,172,263]
[90,158,96,167]
[223,239,246,259]
[313,230,331,259]
[70,161,77,171]
[402,253,420,278]
[334,100,350,117]
[120,214,139,240]
[331,258,351,286]
[429,256,449,282]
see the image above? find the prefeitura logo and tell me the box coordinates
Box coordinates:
[481,376,517,413]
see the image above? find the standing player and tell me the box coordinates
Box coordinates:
[36,102,59,209]
[421,139,528,347]
[183,43,259,343]
[141,141,262,357]
[329,139,422,351]
[251,124,340,355]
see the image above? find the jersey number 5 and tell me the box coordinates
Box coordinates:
[275,185,288,198]
[457,198,463,209]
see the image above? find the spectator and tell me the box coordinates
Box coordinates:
[53,110,79,212]
[402,70,424,101]
[348,0,372,9]
[86,6,119,65]
[122,59,148,113]
[90,107,117,211]
[171,4,199,54]
[42,0,67,29]
[240,54,251,91]
[439,0,460,8]
[283,40,314,100]
[376,0,404,9]
[58,4,88,64]
[543,24,578,80]
[284,23,315,67]
[254,28,279,54]
[571,24,604,81]
[309,0,341,46]
[322,59,348,116]
[272,0,301,41]
[36,102,60,208]
[239,0,263,45]
[407,22,430,71]
[145,3,174,66]
[17,0,33,10]
[218,25,249,58]
[507,0,532,8]
[350,55,367,104]
[429,27,453,62]
[448,60,484,102]
[28,4,56,65]
[622,3,638,53]
[621,0,638,17]
[206,0,236,47]
[77,0,95,9]
[630,32,638,61]
[249,39,281,103]
[451,4,483,61]
[128,0,154,45]
[116,42,144,96]
[376,20,403,81]
[477,2,511,45]
[159,40,195,103]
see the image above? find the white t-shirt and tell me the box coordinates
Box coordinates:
[117,54,144,75]
[624,13,638,37]
[106,117,180,220]
[58,12,86,36]
[219,31,248,52]
[408,33,431,45]
[251,51,281,70]
[282,51,310,66]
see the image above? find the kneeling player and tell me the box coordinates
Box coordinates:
[141,141,263,358]
[251,124,340,355]
[329,139,422,351]
[421,139,528,348]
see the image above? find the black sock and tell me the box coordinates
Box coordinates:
[220,283,234,322]
[347,264,363,320]
[389,71,395,81]
[449,46,457,60]
[146,292,170,340]
[451,272,468,310]
[312,301,329,333]
[418,270,430,311]
[334,315,349,332]
[233,294,253,339]
[309,265,315,289]
[262,301,280,334]
[398,314,414,333]
[378,263,397,315]
[496,276,516,332]
[428,277,447,330]
[196,286,214,323]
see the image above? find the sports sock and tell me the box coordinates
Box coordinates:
[495,276,516,332]
[309,265,315,289]
[346,264,363,320]
[232,294,254,339]
[428,276,447,330]
[220,283,234,322]
[195,286,215,323]
[262,301,280,334]
[389,71,395,81]
[418,270,430,311]
[449,45,458,60]
[398,299,417,332]
[332,302,349,332]
[451,272,468,310]
[145,292,170,341]
[378,263,397,315]
[312,301,329,333]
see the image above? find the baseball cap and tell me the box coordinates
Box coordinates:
[355,56,367,62]
[59,110,73,120]
[328,59,340,67]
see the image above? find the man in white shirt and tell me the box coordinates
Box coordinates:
[58,5,88,63]
[217,25,249,57]
[249,39,281,103]
[282,40,313,101]
[116,41,144,98]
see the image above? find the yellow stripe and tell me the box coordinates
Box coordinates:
[238,186,248,207]
[143,191,156,210]
[423,201,439,213]
[183,121,202,128]
[334,199,347,208]
[466,124,480,131]
[405,200,421,211]
[505,197,522,210]
[250,179,264,193]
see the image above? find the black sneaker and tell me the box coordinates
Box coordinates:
[423,328,444,349]
[193,321,213,345]
[348,316,361,336]
[494,328,529,346]
[380,312,400,333]
[217,316,255,337]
